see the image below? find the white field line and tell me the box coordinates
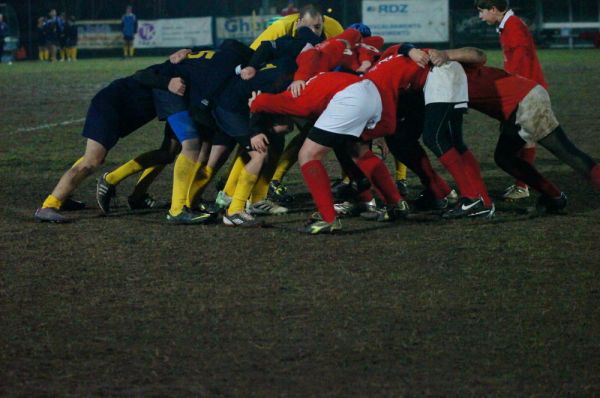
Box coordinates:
[17,118,86,133]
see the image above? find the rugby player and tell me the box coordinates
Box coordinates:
[34,64,188,223]
[476,0,548,200]
[431,47,600,211]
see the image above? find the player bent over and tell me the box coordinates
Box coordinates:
[446,51,600,212]
[34,64,187,223]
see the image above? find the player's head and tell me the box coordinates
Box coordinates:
[49,9,57,18]
[126,5,133,13]
[297,4,324,37]
[348,23,371,38]
[296,26,323,46]
[475,0,508,25]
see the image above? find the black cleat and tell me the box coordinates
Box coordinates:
[396,179,409,197]
[96,173,116,214]
[536,192,567,214]
[166,206,216,225]
[268,180,294,203]
[60,197,86,211]
[127,193,163,210]
[442,197,495,219]
[360,200,410,222]
[412,190,448,211]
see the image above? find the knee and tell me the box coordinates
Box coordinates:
[298,145,316,166]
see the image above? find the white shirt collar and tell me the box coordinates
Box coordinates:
[497,9,514,33]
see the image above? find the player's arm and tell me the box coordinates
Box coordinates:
[132,63,186,96]
[250,90,313,118]
[429,47,487,66]
[240,41,277,80]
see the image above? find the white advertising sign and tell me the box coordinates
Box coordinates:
[362,0,449,43]
[216,15,280,45]
[76,20,122,49]
[135,17,213,48]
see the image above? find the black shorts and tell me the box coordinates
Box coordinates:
[307,126,359,149]
[81,84,154,150]
[123,35,134,41]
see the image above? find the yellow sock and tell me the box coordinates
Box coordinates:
[71,157,84,168]
[129,47,135,57]
[186,164,214,208]
[105,159,144,185]
[250,149,281,204]
[42,194,62,209]
[272,133,303,181]
[224,155,246,197]
[123,46,128,57]
[60,49,66,60]
[228,167,259,214]
[72,48,78,60]
[395,159,407,181]
[38,51,44,61]
[169,155,196,216]
[131,164,167,199]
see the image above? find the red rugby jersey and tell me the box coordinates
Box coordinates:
[464,64,537,121]
[250,72,361,119]
[500,14,548,88]
[294,29,362,82]
[361,48,429,139]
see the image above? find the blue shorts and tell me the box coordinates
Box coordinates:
[167,111,205,142]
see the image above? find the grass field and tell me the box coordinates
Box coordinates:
[1,50,599,396]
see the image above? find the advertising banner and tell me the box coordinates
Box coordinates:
[362,0,449,43]
[135,17,213,48]
[215,14,280,45]
[76,20,122,49]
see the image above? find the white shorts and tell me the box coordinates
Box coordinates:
[515,85,559,142]
[424,61,468,108]
[314,79,382,137]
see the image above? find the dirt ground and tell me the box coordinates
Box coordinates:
[1,51,599,396]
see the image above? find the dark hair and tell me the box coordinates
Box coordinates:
[298,4,323,19]
[474,0,508,11]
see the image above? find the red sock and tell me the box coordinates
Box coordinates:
[356,151,402,203]
[357,190,374,202]
[371,161,402,204]
[461,150,493,207]
[516,146,536,188]
[301,160,336,223]
[438,148,478,200]
[416,154,452,199]
[590,164,600,188]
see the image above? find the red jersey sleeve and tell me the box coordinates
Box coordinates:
[250,91,313,118]
[293,39,346,81]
